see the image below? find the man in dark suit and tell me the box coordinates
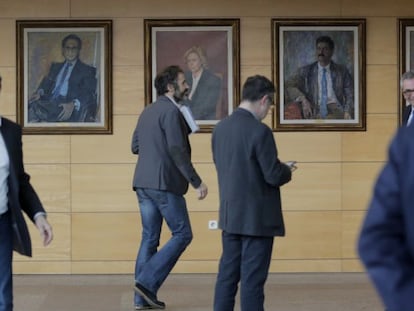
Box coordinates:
[0,76,53,311]
[131,65,208,310]
[28,34,97,123]
[400,71,414,126]
[212,75,293,311]
[358,124,414,311]
[285,35,354,120]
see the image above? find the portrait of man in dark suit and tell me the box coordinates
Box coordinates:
[28,34,97,123]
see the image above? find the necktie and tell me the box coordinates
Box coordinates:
[320,68,328,118]
[52,62,72,99]
[407,108,414,126]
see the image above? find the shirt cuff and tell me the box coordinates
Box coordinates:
[34,212,47,220]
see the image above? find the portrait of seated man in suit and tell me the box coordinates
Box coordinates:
[284,35,354,120]
[183,46,222,120]
[28,34,97,123]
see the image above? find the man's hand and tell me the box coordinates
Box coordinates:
[196,182,208,200]
[300,97,313,119]
[343,112,351,120]
[35,215,53,246]
[58,102,75,121]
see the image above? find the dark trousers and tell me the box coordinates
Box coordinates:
[0,211,13,311]
[214,231,274,311]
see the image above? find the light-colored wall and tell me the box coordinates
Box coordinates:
[0,0,402,274]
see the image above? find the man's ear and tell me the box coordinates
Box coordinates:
[166,83,174,92]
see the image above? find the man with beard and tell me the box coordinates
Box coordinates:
[285,35,354,120]
[131,65,208,310]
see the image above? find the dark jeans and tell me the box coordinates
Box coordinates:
[134,188,193,306]
[214,231,274,311]
[0,211,13,311]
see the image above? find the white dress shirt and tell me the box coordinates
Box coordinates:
[0,118,10,215]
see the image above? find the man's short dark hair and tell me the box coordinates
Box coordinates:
[154,65,184,96]
[242,75,275,102]
[316,36,334,50]
[62,34,82,50]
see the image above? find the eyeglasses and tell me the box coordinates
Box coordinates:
[403,89,414,96]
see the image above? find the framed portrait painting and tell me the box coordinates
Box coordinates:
[144,19,240,132]
[272,18,366,131]
[398,18,414,126]
[16,20,113,134]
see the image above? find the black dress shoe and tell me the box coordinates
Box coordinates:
[134,282,165,309]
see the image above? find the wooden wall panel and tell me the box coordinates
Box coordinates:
[26,164,71,213]
[342,0,414,16]
[71,164,136,212]
[113,66,144,115]
[277,132,342,162]
[0,19,15,67]
[113,18,142,66]
[1,0,404,275]
[0,0,69,18]
[1,68,17,117]
[71,115,137,164]
[72,213,140,260]
[342,114,396,162]
[365,18,397,65]
[342,162,383,211]
[366,65,398,113]
[23,136,70,164]
[342,211,365,259]
[282,163,341,211]
[274,211,342,259]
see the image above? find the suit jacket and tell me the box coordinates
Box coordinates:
[358,125,414,311]
[285,61,354,116]
[184,69,221,120]
[36,60,97,122]
[1,117,45,257]
[212,108,292,237]
[402,105,412,125]
[131,95,202,195]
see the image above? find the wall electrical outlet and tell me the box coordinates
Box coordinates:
[208,220,218,230]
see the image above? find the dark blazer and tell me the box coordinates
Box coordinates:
[184,69,221,120]
[358,125,414,311]
[131,95,202,195]
[402,105,412,125]
[212,108,292,237]
[285,61,354,116]
[36,60,97,122]
[1,117,45,257]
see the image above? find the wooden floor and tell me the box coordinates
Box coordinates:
[13,273,384,311]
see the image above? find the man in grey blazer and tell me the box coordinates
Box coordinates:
[212,75,293,311]
[0,76,53,311]
[132,65,208,310]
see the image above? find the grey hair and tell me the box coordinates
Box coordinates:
[400,71,414,88]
